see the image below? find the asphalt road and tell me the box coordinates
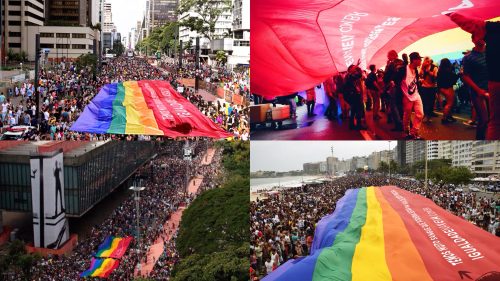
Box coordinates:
[250,102,476,140]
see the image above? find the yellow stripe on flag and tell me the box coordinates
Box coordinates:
[123,82,146,134]
[351,186,392,281]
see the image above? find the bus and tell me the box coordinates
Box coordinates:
[126,49,134,58]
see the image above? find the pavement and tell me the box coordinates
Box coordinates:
[250,102,476,140]
[133,148,216,277]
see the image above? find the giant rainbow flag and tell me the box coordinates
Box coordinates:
[252,0,500,96]
[80,258,120,278]
[70,80,234,138]
[264,186,500,281]
[94,236,132,259]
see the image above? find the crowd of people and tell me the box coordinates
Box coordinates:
[7,140,222,280]
[249,175,500,278]
[252,13,499,140]
[0,54,249,140]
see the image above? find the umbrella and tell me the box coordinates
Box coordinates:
[252,0,500,96]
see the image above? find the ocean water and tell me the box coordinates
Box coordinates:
[250,176,318,192]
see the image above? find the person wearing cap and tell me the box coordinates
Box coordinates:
[394,52,424,140]
[448,13,499,139]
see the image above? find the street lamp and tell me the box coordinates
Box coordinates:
[388,141,391,185]
[129,182,145,256]
[183,140,192,194]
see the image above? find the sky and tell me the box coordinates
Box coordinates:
[250,141,395,172]
[107,0,146,42]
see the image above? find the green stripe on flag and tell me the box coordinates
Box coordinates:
[108,83,127,134]
[312,187,368,281]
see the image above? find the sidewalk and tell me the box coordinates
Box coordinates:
[133,148,217,278]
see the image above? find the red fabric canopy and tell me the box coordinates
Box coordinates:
[252,0,500,96]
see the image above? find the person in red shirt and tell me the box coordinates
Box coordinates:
[306,87,317,117]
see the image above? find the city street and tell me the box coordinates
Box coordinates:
[250,102,476,140]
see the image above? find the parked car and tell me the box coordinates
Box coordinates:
[470,187,480,192]
[455,187,463,192]
[0,126,34,140]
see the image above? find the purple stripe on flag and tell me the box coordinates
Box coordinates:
[70,84,111,132]
[310,189,352,255]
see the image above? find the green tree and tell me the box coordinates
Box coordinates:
[356,167,364,174]
[389,159,399,174]
[175,141,249,258]
[171,243,249,281]
[92,23,102,31]
[112,39,125,57]
[215,50,226,62]
[16,51,28,63]
[446,166,475,186]
[6,48,16,62]
[73,53,98,77]
[18,254,34,279]
[178,0,232,42]
[379,161,389,174]
[414,160,453,188]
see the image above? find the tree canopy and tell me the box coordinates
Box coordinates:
[171,243,250,281]
[172,141,249,279]
[178,0,232,42]
[414,159,474,187]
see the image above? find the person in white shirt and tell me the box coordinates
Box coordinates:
[399,52,424,140]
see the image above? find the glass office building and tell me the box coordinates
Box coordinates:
[0,142,156,216]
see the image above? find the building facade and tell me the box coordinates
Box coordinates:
[452,141,474,168]
[471,141,499,177]
[4,0,44,54]
[406,141,426,164]
[0,142,156,216]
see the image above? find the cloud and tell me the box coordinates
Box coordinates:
[251,141,394,172]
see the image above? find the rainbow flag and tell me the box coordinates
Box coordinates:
[95,236,132,259]
[264,186,500,281]
[70,80,233,138]
[80,258,119,278]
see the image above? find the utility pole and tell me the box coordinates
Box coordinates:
[388,141,391,184]
[173,0,180,64]
[195,37,200,92]
[179,40,183,68]
[129,182,145,256]
[331,146,334,191]
[425,141,428,189]
[35,34,41,127]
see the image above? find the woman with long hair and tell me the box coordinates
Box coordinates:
[437,58,462,124]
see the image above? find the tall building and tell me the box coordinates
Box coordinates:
[452,141,474,168]
[427,141,439,160]
[396,141,407,167]
[45,0,99,27]
[368,152,379,170]
[303,162,320,174]
[319,162,327,172]
[149,0,177,33]
[4,0,44,53]
[471,141,499,177]
[179,3,232,55]
[406,141,426,165]
[102,2,116,32]
[228,0,250,66]
[438,141,453,159]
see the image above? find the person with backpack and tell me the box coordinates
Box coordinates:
[344,63,367,130]
[419,56,439,122]
[383,50,405,131]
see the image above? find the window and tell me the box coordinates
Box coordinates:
[8,32,21,37]
[9,11,21,16]
[9,21,21,26]
[88,45,93,49]
[25,1,44,13]
[8,43,21,47]
[72,33,86,38]
[56,44,69,48]
[25,11,45,22]
[40,44,54,48]
[56,33,70,38]
[8,1,21,6]
[40,33,54,38]
[72,44,86,49]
